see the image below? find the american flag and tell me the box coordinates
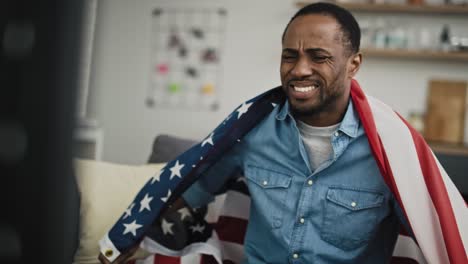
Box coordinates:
[100,80,468,264]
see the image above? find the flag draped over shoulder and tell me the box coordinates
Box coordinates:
[100,80,468,264]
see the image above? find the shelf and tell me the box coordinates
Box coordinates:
[296,2,468,15]
[429,142,468,156]
[361,48,468,62]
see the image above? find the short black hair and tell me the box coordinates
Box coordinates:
[282,2,361,55]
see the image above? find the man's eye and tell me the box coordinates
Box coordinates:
[282,55,296,60]
[313,56,330,62]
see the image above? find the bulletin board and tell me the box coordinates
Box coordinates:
[146,6,228,111]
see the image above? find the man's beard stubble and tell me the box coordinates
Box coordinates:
[289,87,342,119]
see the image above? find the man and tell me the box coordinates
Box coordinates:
[99,2,467,264]
[181,3,402,263]
[182,2,407,262]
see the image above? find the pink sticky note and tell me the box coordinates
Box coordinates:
[156,64,169,75]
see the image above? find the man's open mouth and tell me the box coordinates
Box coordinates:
[288,81,322,99]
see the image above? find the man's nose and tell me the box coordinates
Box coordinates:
[291,57,313,77]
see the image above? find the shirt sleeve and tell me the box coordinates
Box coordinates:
[392,196,414,237]
[182,145,241,208]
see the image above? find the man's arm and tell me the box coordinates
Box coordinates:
[392,197,412,236]
[182,148,241,208]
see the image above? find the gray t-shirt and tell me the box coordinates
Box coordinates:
[296,120,340,171]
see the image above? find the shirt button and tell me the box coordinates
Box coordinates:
[293,253,299,259]
[299,218,305,224]
[307,180,313,186]
[334,131,340,137]
[262,180,268,186]
[351,201,357,207]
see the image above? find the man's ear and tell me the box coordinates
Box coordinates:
[348,52,362,78]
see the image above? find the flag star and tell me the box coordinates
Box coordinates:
[236,102,252,119]
[201,133,214,147]
[161,219,174,235]
[150,169,164,184]
[178,207,192,221]
[139,193,153,212]
[169,160,185,180]
[122,203,135,219]
[123,220,142,236]
[161,189,171,203]
[271,102,277,107]
[190,223,205,233]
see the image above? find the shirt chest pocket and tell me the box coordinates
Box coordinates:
[321,187,384,251]
[245,165,292,229]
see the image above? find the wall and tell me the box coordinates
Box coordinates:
[88,0,468,165]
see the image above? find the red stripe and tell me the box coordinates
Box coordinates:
[213,216,248,244]
[201,255,218,264]
[349,80,387,176]
[200,255,236,264]
[390,256,420,264]
[350,80,415,238]
[398,115,467,263]
[154,254,181,264]
[398,228,410,237]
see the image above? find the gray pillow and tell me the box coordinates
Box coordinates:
[148,134,198,163]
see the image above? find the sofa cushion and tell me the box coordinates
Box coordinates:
[73,159,165,264]
[147,134,197,163]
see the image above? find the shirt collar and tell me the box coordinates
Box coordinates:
[275,99,360,138]
[275,100,290,121]
[338,100,359,138]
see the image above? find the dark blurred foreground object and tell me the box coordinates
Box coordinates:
[0,1,82,263]
[434,152,468,202]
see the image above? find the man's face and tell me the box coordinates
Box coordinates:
[280,14,357,123]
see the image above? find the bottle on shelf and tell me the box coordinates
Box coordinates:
[373,18,387,49]
[386,19,407,49]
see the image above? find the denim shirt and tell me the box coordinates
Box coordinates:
[183,100,406,264]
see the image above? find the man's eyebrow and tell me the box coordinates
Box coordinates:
[305,48,330,54]
[282,48,298,53]
[282,48,331,55]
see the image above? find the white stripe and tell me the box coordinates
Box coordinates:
[136,253,201,264]
[368,96,450,264]
[181,254,201,264]
[98,233,121,263]
[219,190,250,220]
[135,256,150,264]
[137,242,240,264]
[219,240,244,263]
[393,235,427,264]
[136,255,154,264]
[433,154,468,253]
[139,231,245,263]
[206,194,227,223]
[140,234,223,263]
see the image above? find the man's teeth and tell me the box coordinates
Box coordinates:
[293,86,316,92]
